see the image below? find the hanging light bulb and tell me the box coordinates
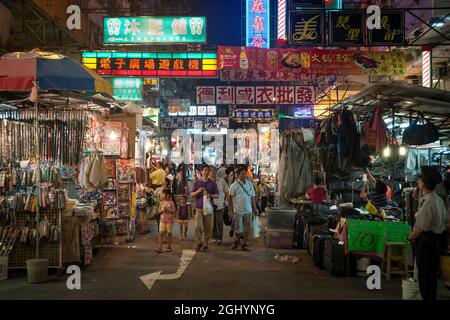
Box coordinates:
[383,146,391,158]
[109,131,118,141]
[399,146,407,156]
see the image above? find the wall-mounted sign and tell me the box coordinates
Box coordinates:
[218,46,407,77]
[143,108,160,125]
[368,10,405,46]
[160,116,229,130]
[82,52,217,78]
[233,108,275,123]
[246,0,270,48]
[168,105,217,117]
[329,11,365,46]
[292,106,314,118]
[104,17,206,44]
[288,0,324,6]
[143,78,159,92]
[197,86,315,105]
[288,10,324,46]
[168,99,191,114]
[110,77,143,101]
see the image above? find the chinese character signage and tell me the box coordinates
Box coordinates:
[143,78,159,92]
[104,17,206,44]
[82,52,217,78]
[169,99,191,114]
[330,11,364,46]
[168,106,217,117]
[246,0,270,48]
[292,106,314,118]
[369,10,405,46]
[110,77,143,101]
[233,108,275,123]
[198,86,315,105]
[289,11,324,46]
[197,87,216,105]
[216,87,235,104]
[218,46,407,77]
[159,116,229,130]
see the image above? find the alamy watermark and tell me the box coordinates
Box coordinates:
[66,265,81,290]
[169,124,279,166]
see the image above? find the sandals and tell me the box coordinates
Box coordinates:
[166,248,172,253]
[155,248,163,254]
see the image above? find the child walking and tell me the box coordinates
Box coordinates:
[177,195,191,240]
[155,188,176,253]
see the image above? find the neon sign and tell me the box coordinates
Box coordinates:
[246,0,270,48]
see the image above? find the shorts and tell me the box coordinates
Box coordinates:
[234,212,252,234]
[177,219,189,224]
[160,222,173,233]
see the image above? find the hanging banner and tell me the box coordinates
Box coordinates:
[218,46,406,77]
[196,87,216,105]
[288,10,324,46]
[368,10,405,46]
[104,17,206,44]
[329,11,365,46]
[246,0,271,48]
[220,69,315,82]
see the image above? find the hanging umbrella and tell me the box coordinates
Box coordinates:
[0,50,112,95]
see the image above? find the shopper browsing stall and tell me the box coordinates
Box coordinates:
[150,161,166,189]
[408,166,447,301]
[191,165,219,252]
[155,189,176,254]
[360,171,388,209]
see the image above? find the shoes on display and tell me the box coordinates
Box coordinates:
[196,244,203,252]
[202,246,209,252]
[212,239,217,244]
[155,248,162,254]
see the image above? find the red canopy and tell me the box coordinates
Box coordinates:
[0,59,36,91]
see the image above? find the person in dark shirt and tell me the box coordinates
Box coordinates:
[361,178,388,209]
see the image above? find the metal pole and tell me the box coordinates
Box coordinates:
[35,100,41,259]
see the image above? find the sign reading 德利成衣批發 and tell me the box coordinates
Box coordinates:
[104,17,206,44]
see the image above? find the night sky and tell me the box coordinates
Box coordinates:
[191,0,243,46]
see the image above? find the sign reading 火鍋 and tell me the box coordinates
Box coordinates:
[347,220,411,254]
[369,10,405,46]
[246,0,270,48]
[197,86,315,105]
[289,11,324,46]
[104,17,206,44]
[82,52,217,78]
[329,11,365,46]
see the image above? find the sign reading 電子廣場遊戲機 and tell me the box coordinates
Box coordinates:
[104,17,206,44]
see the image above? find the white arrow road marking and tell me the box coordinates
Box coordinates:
[140,250,196,290]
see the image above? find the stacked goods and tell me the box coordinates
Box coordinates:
[265,208,296,249]
[0,226,20,256]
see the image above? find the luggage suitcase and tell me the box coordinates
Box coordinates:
[265,228,295,249]
[267,208,296,230]
[332,239,347,277]
[293,215,305,249]
[307,223,328,255]
[323,238,333,274]
[313,234,331,269]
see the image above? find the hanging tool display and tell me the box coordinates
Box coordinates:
[0,109,89,166]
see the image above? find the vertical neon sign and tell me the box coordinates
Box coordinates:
[246,0,270,48]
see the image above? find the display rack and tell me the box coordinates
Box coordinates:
[8,209,62,269]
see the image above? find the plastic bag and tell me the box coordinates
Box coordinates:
[252,216,261,238]
[203,195,214,216]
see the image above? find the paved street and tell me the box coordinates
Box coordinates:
[3,218,448,300]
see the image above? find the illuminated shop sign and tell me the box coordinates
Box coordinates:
[246,0,270,48]
[110,77,143,101]
[168,106,217,117]
[82,52,218,78]
[104,17,206,44]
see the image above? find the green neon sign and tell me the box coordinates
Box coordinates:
[110,78,143,101]
[104,17,207,44]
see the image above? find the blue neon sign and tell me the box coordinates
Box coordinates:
[246,0,270,48]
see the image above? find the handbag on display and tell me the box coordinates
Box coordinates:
[402,112,440,145]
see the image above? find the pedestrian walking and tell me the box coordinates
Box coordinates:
[177,195,191,240]
[228,165,259,251]
[155,189,176,254]
[191,164,219,252]
[210,167,229,245]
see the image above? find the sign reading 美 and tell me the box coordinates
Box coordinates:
[246,0,270,48]
[82,52,217,78]
[104,17,206,44]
